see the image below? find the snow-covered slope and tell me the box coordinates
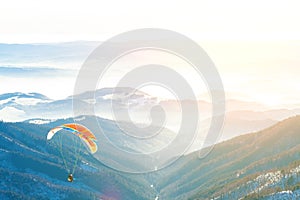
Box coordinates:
[0,119,150,200]
[0,92,53,121]
[0,92,51,106]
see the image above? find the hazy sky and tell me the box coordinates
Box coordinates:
[0,0,300,43]
[0,0,299,106]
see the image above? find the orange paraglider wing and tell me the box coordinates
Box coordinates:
[47,123,98,154]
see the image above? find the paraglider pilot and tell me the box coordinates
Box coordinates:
[67,173,73,182]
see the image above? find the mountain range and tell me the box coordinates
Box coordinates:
[0,42,99,68]
[1,114,300,199]
[0,89,299,144]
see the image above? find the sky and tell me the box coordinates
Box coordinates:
[0,0,299,106]
[1,0,300,43]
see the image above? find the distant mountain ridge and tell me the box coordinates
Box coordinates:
[0,42,99,67]
[0,92,50,102]
[0,89,299,145]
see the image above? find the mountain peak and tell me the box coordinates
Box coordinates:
[0,92,50,101]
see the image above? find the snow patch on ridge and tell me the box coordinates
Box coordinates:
[0,106,26,122]
[14,97,51,105]
[29,119,54,124]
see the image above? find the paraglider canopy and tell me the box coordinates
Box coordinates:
[47,123,98,154]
